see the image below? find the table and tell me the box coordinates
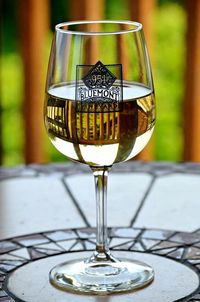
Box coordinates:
[1,161,200,301]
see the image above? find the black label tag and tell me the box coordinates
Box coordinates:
[76,61,123,113]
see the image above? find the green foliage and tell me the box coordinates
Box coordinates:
[106,0,130,19]
[154,3,186,160]
[1,54,23,165]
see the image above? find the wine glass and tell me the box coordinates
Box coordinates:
[44,20,156,295]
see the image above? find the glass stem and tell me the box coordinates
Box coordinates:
[91,167,111,261]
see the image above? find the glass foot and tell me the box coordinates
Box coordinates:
[49,253,154,295]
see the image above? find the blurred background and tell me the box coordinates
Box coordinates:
[0,0,199,166]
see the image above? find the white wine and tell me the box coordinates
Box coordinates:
[44,82,155,166]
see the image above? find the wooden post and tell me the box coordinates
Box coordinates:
[70,0,105,149]
[0,0,2,165]
[70,0,104,20]
[70,0,105,64]
[129,0,156,160]
[129,0,155,54]
[183,0,200,162]
[19,0,49,163]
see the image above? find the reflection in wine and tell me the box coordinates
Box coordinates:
[45,82,155,167]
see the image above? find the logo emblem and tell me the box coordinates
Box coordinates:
[76,61,123,113]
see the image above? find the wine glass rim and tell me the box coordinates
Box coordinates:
[55,20,143,35]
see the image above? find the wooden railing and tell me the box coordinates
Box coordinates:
[19,0,49,163]
[1,0,200,164]
[129,0,155,160]
[0,0,2,166]
[183,0,200,162]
